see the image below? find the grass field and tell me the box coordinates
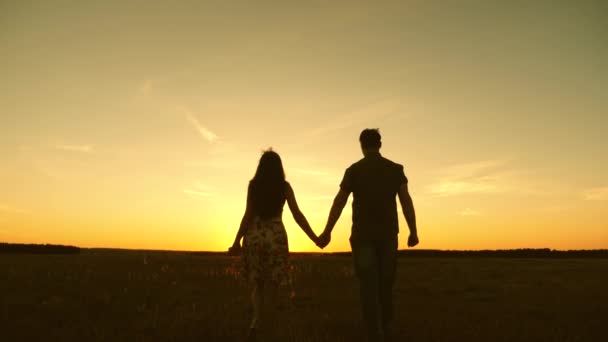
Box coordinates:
[1,250,607,341]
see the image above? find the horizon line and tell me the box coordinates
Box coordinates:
[2,242,606,254]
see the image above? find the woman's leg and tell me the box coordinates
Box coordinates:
[250,280,264,329]
[266,280,280,317]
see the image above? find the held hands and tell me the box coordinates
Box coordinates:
[315,230,331,249]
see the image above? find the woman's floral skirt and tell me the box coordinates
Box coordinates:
[243,216,291,286]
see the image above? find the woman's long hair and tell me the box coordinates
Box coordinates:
[249,150,286,219]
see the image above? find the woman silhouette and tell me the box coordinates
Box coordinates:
[229,149,318,340]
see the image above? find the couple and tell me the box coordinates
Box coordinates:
[229,129,419,342]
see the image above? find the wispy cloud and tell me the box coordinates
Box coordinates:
[308,96,405,137]
[460,208,480,216]
[438,159,508,179]
[54,143,94,153]
[583,187,608,201]
[287,167,341,186]
[183,182,216,198]
[183,189,212,197]
[431,181,499,197]
[181,108,218,143]
[429,159,511,197]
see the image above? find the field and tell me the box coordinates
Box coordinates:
[1,250,607,341]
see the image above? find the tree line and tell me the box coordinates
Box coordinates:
[327,248,608,258]
[0,243,80,254]
[394,248,608,258]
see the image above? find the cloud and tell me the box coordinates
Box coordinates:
[301,65,431,140]
[430,181,499,197]
[54,144,94,153]
[184,182,215,198]
[181,108,218,143]
[429,159,511,197]
[194,182,214,192]
[183,189,212,197]
[460,208,480,216]
[438,159,508,179]
[308,96,405,137]
[287,167,341,186]
[583,187,608,201]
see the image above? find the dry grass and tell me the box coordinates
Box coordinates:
[1,250,607,341]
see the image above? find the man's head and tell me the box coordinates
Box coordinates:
[359,128,381,156]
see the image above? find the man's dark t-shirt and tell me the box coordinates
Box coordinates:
[340,152,407,241]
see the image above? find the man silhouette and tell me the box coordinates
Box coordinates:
[317,128,418,342]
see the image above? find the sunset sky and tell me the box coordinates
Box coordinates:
[1,0,607,252]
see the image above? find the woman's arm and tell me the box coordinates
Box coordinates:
[285,182,318,243]
[232,184,254,248]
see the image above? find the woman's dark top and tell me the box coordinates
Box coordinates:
[248,180,287,220]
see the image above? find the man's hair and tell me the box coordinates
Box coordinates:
[359,128,382,149]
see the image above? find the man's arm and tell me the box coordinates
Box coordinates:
[318,189,350,248]
[398,182,419,247]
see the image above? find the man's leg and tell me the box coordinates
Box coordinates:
[351,239,383,341]
[377,236,398,339]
